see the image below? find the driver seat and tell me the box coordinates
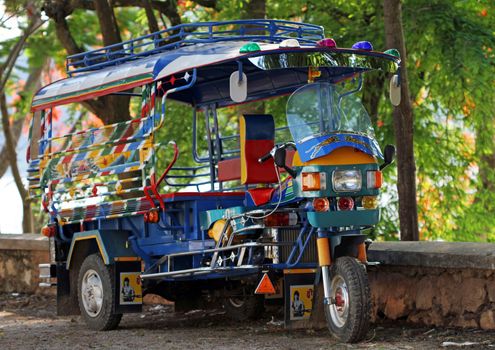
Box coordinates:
[240,114,278,206]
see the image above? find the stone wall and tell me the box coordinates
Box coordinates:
[369,266,495,330]
[368,242,495,330]
[2,234,495,330]
[0,234,52,295]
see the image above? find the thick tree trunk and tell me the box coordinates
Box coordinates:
[94,0,122,46]
[244,0,265,19]
[383,0,419,241]
[44,0,131,124]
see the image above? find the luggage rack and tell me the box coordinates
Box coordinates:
[66,19,324,76]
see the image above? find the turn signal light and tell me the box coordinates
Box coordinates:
[302,172,326,191]
[264,212,298,227]
[313,198,330,212]
[362,196,378,209]
[41,225,56,238]
[367,170,383,189]
[144,210,160,223]
[338,197,354,211]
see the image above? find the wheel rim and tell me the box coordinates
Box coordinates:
[228,297,245,308]
[328,275,349,328]
[81,269,104,317]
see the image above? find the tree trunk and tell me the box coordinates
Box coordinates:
[383,0,419,241]
[44,0,131,124]
[244,0,265,19]
[94,0,122,46]
[0,94,32,233]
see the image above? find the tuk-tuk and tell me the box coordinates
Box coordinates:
[30,19,400,343]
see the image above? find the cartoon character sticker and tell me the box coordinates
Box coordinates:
[119,272,143,305]
[290,285,313,320]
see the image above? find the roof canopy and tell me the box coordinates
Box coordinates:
[31,20,400,112]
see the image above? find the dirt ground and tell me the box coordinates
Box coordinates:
[1,293,495,349]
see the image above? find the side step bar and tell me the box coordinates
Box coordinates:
[141,241,293,280]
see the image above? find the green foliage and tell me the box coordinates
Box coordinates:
[3,0,495,240]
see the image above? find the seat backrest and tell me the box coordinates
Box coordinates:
[239,114,278,184]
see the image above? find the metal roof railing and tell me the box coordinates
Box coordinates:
[65,19,324,76]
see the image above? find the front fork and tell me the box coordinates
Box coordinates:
[316,229,369,305]
[317,229,333,305]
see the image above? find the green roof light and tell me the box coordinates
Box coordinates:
[239,42,261,53]
[384,49,400,58]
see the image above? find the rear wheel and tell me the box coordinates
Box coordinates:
[324,256,370,343]
[77,254,122,330]
[222,284,264,321]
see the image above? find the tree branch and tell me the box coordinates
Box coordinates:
[0,61,45,178]
[192,0,217,9]
[142,0,160,33]
[0,9,43,95]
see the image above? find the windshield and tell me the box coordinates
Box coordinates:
[287,81,382,161]
[287,82,375,142]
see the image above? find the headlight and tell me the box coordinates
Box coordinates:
[332,169,362,192]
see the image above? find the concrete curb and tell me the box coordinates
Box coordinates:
[368,241,495,270]
[0,234,48,251]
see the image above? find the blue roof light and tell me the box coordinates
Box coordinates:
[352,41,373,51]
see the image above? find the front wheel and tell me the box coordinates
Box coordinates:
[324,256,371,343]
[77,254,122,330]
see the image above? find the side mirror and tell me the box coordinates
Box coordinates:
[229,71,247,102]
[273,147,286,168]
[380,144,396,170]
[274,147,297,178]
[389,74,401,106]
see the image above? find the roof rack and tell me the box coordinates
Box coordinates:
[65,19,324,76]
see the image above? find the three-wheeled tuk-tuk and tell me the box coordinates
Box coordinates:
[30,20,401,343]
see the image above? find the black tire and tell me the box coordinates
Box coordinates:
[77,254,122,330]
[324,256,371,343]
[222,285,264,321]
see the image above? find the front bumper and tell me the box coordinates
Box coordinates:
[38,263,56,287]
[307,209,380,228]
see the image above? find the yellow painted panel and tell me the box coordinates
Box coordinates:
[292,147,376,166]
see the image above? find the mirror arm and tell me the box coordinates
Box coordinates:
[237,61,243,83]
[379,162,390,171]
[282,165,297,178]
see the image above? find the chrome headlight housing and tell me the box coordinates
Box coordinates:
[332,169,362,192]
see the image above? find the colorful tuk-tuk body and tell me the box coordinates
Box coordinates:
[30,20,400,343]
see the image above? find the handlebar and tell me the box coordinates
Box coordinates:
[258,142,297,163]
[258,151,272,163]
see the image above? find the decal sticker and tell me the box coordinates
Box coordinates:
[306,136,339,159]
[119,272,143,305]
[297,132,383,162]
[289,284,314,320]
